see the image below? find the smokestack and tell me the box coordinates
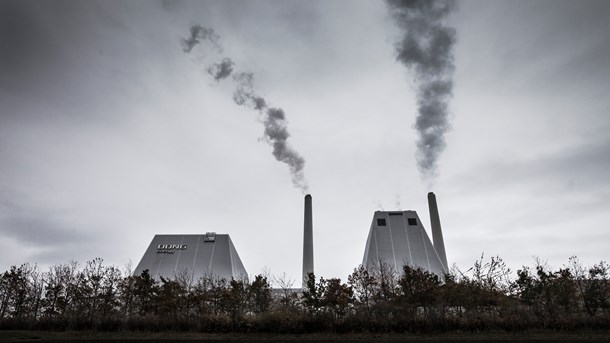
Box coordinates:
[302,194,314,288]
[428,192,448,272]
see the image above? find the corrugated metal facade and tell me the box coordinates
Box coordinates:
[362,211,447,276]
[134,233,248,281]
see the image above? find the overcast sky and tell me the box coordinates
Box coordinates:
[1,0,609,283]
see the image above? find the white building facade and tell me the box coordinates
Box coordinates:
[134,232,248,281]
[362,209,448,276]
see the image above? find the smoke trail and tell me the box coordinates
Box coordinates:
[232,72,267,110]
[207,58,235,81]
[386,0,457,182]
[264,108,307,192]
[181,25,221,53]
[182,25,308,193]
[231,71,308,192]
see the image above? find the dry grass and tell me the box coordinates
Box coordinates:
[1,330,610,342]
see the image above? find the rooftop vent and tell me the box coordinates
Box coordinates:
[204,232,216,242]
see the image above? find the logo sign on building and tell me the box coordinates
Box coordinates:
[157,244,187,254]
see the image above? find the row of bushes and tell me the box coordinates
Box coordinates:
[0,256,609,332]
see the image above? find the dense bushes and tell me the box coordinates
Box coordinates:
[0,256,609,333]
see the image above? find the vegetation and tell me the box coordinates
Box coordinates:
[0,256,609,333]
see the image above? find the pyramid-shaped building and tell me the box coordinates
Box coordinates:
[362,193,448,276]
[134,232,248,281]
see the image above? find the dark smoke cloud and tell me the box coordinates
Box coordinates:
[182,26,308,193]
[386,0,457,182]
[207,58,235,81]
[181,25,221,53]
[264,108,307,191]
[231,71,308,192]
[232,72,267,110]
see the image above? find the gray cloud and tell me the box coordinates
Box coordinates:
[451,138,610,196]
[0,1,60,93]
[0,193,90,252]
[1,215,85,248]
[1,0,608,281]
[161,0,183,12]
[386,0,457,183]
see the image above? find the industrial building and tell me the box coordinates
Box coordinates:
[362,192,449,276]
[134,232,248,281]
[133,192,448,283]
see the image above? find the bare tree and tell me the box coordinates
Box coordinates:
[348,265,377,318]
[272,272,299,311]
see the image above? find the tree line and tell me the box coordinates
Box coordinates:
[0,256,608,333]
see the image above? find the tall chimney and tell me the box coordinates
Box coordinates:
[428,192,448,272]
[302,194,314,288]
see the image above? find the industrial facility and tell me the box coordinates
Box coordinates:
[134,232,248,281]
[362,192,448,275]
[133,192,448,283]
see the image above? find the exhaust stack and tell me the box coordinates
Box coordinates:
[302,194,314,288]
[428,192,448,272]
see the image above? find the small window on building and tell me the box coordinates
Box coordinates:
[407,218,417,226]
[377,218,386,226]
[204,232,216,242]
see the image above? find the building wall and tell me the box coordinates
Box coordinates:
[134,233,248,281]
[362,211,447,275]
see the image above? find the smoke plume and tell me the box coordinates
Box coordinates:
[181,25,221,53]
[182,25,308,193]
[230,71,308,192]
[386,0,457,182]
[207,58,235,81]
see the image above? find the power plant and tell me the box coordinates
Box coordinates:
[362,192,448,275]
[134,193,448,282]
[134,232,248,281]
